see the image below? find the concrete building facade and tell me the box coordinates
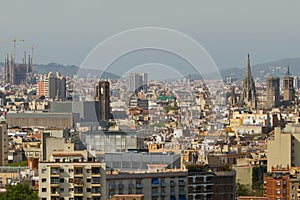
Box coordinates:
[106,169,188,200]
[188,168,236,200]
[39,154,106,200]
[37,72,66,100]
[0,121,8,166]
[267,125,300,172]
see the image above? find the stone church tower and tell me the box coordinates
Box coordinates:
[241,54,257,109]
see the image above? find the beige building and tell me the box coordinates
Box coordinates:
[0,167,25,187]
[267,124,300,172]
[0,121,8,166]
[39,152,106,200]
[106,166,188,200]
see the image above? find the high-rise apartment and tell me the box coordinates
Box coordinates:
[39,153,106,200]
[128,73,148,92]
[37,72,66,100]
[187,165,236,200]
[0,121,8,166]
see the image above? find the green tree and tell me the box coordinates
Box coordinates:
[8,161,28,167]
[0,182,38,200]
[237,183,255,196]
[252,165,267,196]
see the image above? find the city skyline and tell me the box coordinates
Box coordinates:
[0,0,300,72]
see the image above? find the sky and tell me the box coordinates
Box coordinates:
[1,0,300,77]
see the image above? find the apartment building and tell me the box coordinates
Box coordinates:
[187,165,236,200]
[267,124,300,172]
[0,121,8,166]
[39,153,106,200]
[263,166,290,200]
[106,166,188,200]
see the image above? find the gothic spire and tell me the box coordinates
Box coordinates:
[286,66,290,77]
[246,54,251,78]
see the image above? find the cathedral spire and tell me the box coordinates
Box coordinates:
[286,66,290,77]
[246,54,251,78]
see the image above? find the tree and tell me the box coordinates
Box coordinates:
[237,183,255,196]
[0,182,38,200]
[252,165,267,196]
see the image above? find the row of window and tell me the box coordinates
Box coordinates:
[41,186,101,193]
[42,177,101,184]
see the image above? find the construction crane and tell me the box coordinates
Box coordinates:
[30,45,37,65]
[13,38,25,58]
[0,38,25,58]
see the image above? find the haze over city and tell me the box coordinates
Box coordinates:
[1,1,300,200]
[1,0,300,72]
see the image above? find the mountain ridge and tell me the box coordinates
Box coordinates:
[1,56,300,81]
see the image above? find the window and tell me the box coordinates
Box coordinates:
[42,178,47,182]
[41,169,46,173]
[60,169,64,173]
[276,189,280,194]
[69,188,74,192]
[42,188,47,192]
[60,188,64,193]
[276,181,280,186]
[69,169,73,173]
[60,178,64,183]
[87,178,91,183]
[87,188,91,192]
[69,178,73,183]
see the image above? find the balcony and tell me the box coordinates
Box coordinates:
[128,183,134,188]
[161,192,166,197]
[51,189,60,197]
[152,192,159,197]
[74,188,84,196]
[179,191,186,195]
[74,179,84,186]
[152,183,159,187]
[92,187,101,194]
[50,168,60,176]
[50,178,60,186]
[136,183,143,189]
[109,183,116,190]
[161,182,167,187]
[91,167,101,176]
[118,183,124,189]
[170,181,176,187]
[74,168,83,177]
[170,191,176,196]
[92,178,101,185]
[179,181,186,186]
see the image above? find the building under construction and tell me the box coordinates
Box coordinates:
[4,52,34,85]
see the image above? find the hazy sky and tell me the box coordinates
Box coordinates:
[1,0,300,72]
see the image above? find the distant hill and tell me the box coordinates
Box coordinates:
[0,62,120,79]
[210,57,300,81]
[1,56,300,81]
